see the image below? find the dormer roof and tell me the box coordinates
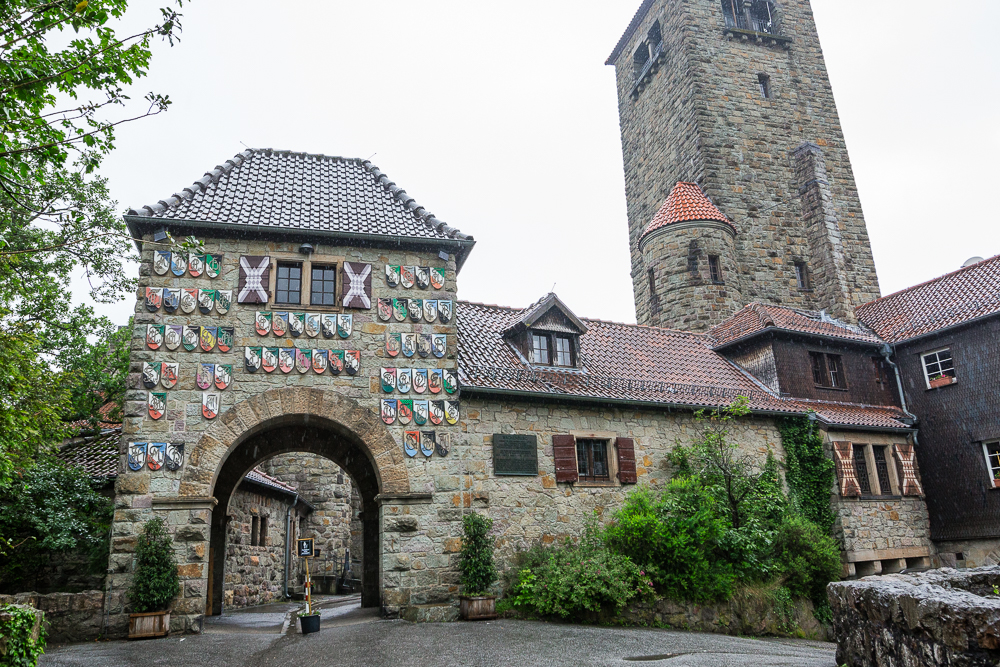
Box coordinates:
[638,182,735,246]
[501,293,588,337]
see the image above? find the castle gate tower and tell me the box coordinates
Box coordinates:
[607,0,881,330]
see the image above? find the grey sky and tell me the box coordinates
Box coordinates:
[81,1,1000,326]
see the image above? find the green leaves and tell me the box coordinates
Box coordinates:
[459,513,497,596]
[128,518,180,613]
[0,603,47,667]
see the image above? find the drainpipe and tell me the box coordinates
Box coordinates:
[283,493,298,599]
[881,343,919,444]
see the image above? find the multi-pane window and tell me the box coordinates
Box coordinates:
[708,255,723,283]
[853,446,872,495]
[275,262,302,304]
[576,439,610,482]
[810,352,845,389]
[554,336,573,367]
[872,446,893,496]
[983,442,1000,484]
[531,334,550,365]
[310,264,337,306]
[795,262,810,290]
[921,348,956,387]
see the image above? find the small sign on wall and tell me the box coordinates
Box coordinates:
[493,434,539,476]
[297,538,315,558]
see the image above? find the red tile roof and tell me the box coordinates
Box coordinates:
[68,399,121,431]
[709,303,882,348]
[243,467,298,495]
[639,182,734,244]
[457,299,911,430]
[856,254,1000,344]
[59,429,121,478]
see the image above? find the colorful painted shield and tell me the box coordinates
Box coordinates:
[403,431,419,457]
[182,325,199,351]
[142,362,161,389]
[442,368,459,395]
[423,299,438,322]
[214,364,232,390]
[180,288,197,314]
[432,334,447,359]
[153,251,170,276]
[200,326,217,352]
[163,288,180,313]
[329,350,344,375]
[273,312,288,337]
[198,289,216,314]
[345,350,361,376]
[434,433,449,457]
[312,349,328,374]
[415,266,430,290]
[430,267,445,290]
[429,369,443,394]
[413,369,428,394]
[215,290,232,315]
[196,363,214,390]
[148,392,166,420]
[295,348,312,374]
[254,311,272,336]
[398,399,413,425]
[377,298,392,322]
[170,252,187,277]
[161,362,179,389]
[244,347,261,373]
[417,334,432,359]
[217,327,234,353]
[147,443,166,471]
[445,400,460,425]
[381,399,397,425]
[145,287,163,312]
[305,313,320,338]
[438,299,453,324]
[392,298,408,322]
[262,347,279,373]
[381,368,397,393]
[429,400,444,426]
[408,299,423,322]
[419,432,434,457]
[337,313,353,339]
[188,254,205,278]
[128,442,147,471]
[413,399,428,425]
[423,431,440,457]
[400,266,415,289]
[205,254,222,279]
[385,332,401,358]
[321,314,337,339]
[165,325,182,351]
[397,368,412,393]
[289,313,305,337]
[146,324,164,350]
[165,443,185,471]
[278,348,295,374]
[385,264,400,288]
[402,333,417,358]
[202,392,219,419]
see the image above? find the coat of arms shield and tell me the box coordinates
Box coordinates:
[198,289,216,315]
[443,368,459,395]
[381,368,397,393]
[413,399,429,425]
[217,327,234,353]
[438,299,453,324]
[289,313,305,337]
[423,299,438,322]
[403,431,419,458]
[397,368,412,394]
[385,332,401,358]
[200,326,217,352]
[377,298,392,322]
[337,314,353,339]
[147,443,166,471]
[153,251,170,276]
[434,433,449,457]
[423,431,440,456]
[161,362,179,389]
[142,362,161,389]
[128,442,148,471]
[188,254,205,278]
[429,400,444,425]
[255,311,272,336]
[146,324,164,350]
[400,266,415,289]
[244,347,262,374]
[312,349,328,374]
[430,267,445,290]
[432,334,447,359]
[345,350,361,375]
[215,290,232,315]
[165,443,185,471]
[148,392,166,420]
[381,399,397,425]
[170,252,187,277]
[180,288,197,314]
[417,334,432,359]
[321,314,337,339]
[392,298,408,322]
[262,347,279,373]
[214,364,232,390]
[202,392,219,419]
[278,348,295,374]
[163,288,180,313]
[196,363,214,390]
[398,399,413,425]
[165,325,182,351]
[445,400,460,425]
[328,350,344,375]
[408,299,423,322]
[145,287,163,312]
[385,265,400,288]
[182,325,199,351]
[305,313,320,338]
[273,312,289,337]
[412,369,428,394]
[429,369,443,394]
[415,266,430,290]
[402,333,417,358]
[419,432,434,457]
[205,254,222,279]
[295,348,312,374]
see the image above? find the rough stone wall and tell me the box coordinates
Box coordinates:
[615,0,880,328]
[933,539,1000,570]
[0,591,104,644]
[223,486,289,608]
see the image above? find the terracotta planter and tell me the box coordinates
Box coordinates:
[929,376,954,389]
[460,595,497,621]
[993,478,1000,489]
[128,611,170,639]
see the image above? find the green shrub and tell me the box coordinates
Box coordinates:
[778,417,837,533]
[459,513,497,596]
[771,515,841,606]
[0,604,46,667]
[128,518,180,613]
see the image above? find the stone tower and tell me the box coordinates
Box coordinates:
[607,0,881,330]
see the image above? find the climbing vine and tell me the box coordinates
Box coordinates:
[0,604,47,667]
[777,416,836,534]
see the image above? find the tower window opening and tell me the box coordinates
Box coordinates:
[250,515,259,546]
[647,20,663,51]
[708,255,724,284]
[647,267,660,314]
[633,42,650,80]
[721,0,747,30]
[758,73,771,98]
[794,262,810,290]
[749,1,777,34]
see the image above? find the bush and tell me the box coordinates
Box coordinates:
[771,515,841,606]
[128,518,180,613]
[459,513,497,596]
[0,604,46,667]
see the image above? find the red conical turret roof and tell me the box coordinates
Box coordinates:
[639,182,734,244]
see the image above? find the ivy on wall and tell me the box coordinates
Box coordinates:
[0,604,47,667]
[777,417,836,534]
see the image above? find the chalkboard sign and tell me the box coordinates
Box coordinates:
[297,538,314,558]
[493,434,538,476]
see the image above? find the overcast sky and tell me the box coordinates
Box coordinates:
[80,0,1000,326]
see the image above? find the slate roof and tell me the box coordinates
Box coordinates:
[59,429,121,478]
[709,303,883,349]
[639,182,734,245]
[856,254,1000,344]
[457,299,911,430]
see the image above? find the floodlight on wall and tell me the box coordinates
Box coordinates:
[299,243,314,255]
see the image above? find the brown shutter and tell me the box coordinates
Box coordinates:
[832,441,862,497]
[237,255,271,304]
[616,437,637,484]
[341,262,373,309]
[552,434,578,483]
[893,444,924,497]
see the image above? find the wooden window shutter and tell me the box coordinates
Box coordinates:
[342,262,373,309]
[832,441,862,497]
[238,256,271,304]
[893,444,924,497]
[616,437,637,484]
[552,434,578,483]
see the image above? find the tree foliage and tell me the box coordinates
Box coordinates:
[459,512,497,596]
[128,517,179,613]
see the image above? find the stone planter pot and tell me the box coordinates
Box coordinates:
[460,595,497,621]
[929,376,954,389]
[299,614,321,634]
[128,611,169,639]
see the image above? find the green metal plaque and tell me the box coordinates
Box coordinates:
[493,434,538,476]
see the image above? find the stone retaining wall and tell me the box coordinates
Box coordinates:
[0,590,104,643]
[828,566,1000,666]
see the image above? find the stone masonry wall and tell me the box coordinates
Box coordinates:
[0,591,104,644]
[223,485,289,608]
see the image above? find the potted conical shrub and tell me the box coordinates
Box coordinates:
[127,517,180,639]
[458,513,498,620]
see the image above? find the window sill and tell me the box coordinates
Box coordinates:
[267,303,344,313]
[844,495,902,501]
[722,28,792,47]
[814,385,848,392]
[574,480,618,488]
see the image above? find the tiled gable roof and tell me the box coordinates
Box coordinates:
[856,254,1000,344]
[501,293,588,336]
[709,303,882,349]
[639,182,734,244]
[243,467,297,496]
[59,429,121,478]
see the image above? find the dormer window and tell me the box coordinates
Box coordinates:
[503,293,588,371]
[530,333,576,367]
[554,336,573,367]
[531,334,550,365]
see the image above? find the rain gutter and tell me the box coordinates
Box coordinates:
[283,493,298,599]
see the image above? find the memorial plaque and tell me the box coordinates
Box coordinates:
[493,434,538,476]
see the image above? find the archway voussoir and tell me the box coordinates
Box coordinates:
[246,393,272,423]
[306,388,326,417]
[234,401,261,433]
[189,435,222,467]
